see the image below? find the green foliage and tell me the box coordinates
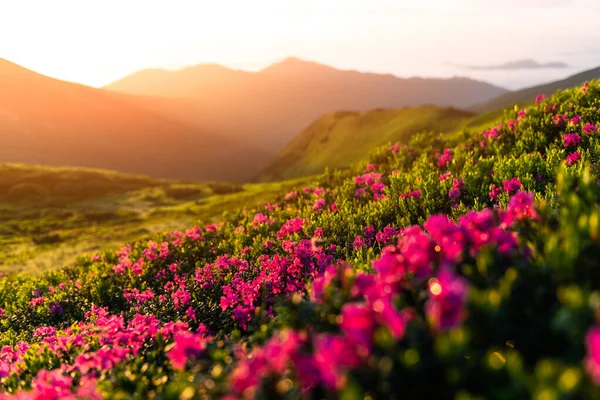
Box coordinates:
[261,106,480,180]
[0,80,600,399]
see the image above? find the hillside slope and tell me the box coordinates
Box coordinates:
[0,163,310,273]
[0,59,267,181]
[469,64,600,113]
[260,106,477,180]
[1,80,599,399]
[106,57,508,152]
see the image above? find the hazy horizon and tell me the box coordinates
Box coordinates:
[2,0,600,90]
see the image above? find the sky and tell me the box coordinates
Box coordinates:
[1,0,599,90]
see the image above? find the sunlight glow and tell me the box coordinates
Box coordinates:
[0,0,599,88]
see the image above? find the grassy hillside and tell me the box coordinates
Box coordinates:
[261,105,506,180]
[106,57,507,153]
[0,58,267,182]
[0,80,599,398]
[469,64,600,113]
[0,164,310,274]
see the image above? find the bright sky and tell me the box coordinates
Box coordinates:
[1,0,599,89]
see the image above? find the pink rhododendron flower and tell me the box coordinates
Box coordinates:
[313,334,361,390]
[582,81,589,93]
[353,235,366,251]
[365,163,378,172]
[501,192,539,226]
[563,133,581,148]
[489,184,502,201]
[167,331,207,371]
[535,94,545,104]
[425,268,469,331]
[585,326,600,384]
[583,123,598,134]
[449,178,464,202]
[436,148,453,168]
[340,303,375,353]
[503,178,522,195]
[277,217,305,239]
[312,198,326,212]
[566,151,581,166]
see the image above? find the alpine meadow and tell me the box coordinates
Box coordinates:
[1,1,600,399]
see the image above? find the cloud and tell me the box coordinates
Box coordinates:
[456,59,569,71]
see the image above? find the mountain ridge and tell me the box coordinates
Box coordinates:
[104,56,508,154]
[469,64,600,113]
[0,59,268,181]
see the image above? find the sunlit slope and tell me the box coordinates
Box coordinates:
[0,59,266,181]
[0,163,311,274]
[469,65,600,113]
[261,106,480,180]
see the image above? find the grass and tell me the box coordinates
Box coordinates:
[260,105,508,180]
[0,164,312,274]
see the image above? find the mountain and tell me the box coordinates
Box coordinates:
[0,58,267,181]
[105,57,508,153]
[260,106,477,181]
[461,59,569,70]
[469,65,600,113]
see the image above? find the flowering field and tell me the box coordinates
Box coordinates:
[1,81,600,399]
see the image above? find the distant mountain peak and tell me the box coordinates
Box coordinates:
[180,63,237,74]
[260,57,335,74]
[460,59,569,71]
[0,58,28,73]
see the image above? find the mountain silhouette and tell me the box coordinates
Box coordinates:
[470,65,600,113]
[0,58,267,181]
[105,57,508,153]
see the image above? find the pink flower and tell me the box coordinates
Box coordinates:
[313,187,326,197]
[313,334,361,390]
[489,184,502,202]
[365,163,378,172]
[284,190,298,201]
[582,81,589,93]
[167,331,207,371]
[411,189,422,199]
[586,326,600,384]
[501,192,539,226]
[440,172,452,182]
[171,289,191,309]
[424,215,465,263]
[340,303,375,354]
[425,268,469,331]
[436,148,453,168]
[583,123,598,134]
[535,94,545,105]
[566,151,581,166]
[389,143,400,154]
[373,298,412,340]
[312,198,326,212]
[353,235,366,251]
[503,178,522,195]
[563,133,581,148]
[484,125,500,140]
[29,297,44,307]
[566,151,581,167]
[448,178,464,202]
[569,116,581,125]
[277,217,305,239]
